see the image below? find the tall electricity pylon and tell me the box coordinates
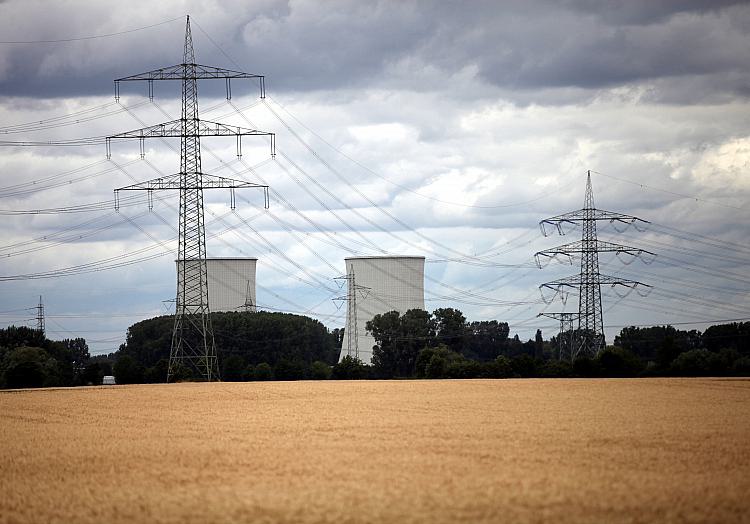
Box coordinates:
[334,264,370,360]
[242,280,256,312]
[536,171,653,359]
[36,295,45,337]
[538,312,578,362]
[108,16,274,381]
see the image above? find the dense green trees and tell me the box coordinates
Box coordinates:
[331,356,370,379]
[702,322,749,354]
[415,346,461,378]
[2,347,57,388]
[669,349,718,376]
[364,309,748,380]
[0,326,92,388]
[368,309,433,378]
[252,362,274,381]
[221,355,246,382]
[612,322,748,376]
[614,325,701,364]
[112,354,143,384]
[597,347,644,377]
[2,311,747,389]
[310,361,333,380]
[465,320,510,360]
[433,308,467,354]
[115,311,340,382]
[369,309,535,378]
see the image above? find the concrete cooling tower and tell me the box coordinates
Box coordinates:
[176,258,257,313]
[338,256,425,364]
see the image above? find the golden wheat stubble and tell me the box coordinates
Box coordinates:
[1,378,749,523]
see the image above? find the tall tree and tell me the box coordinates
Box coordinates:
[534,329,544,360]
[368,310,402,378]
[368,309,435,378]
[433,308,467,354]
[466,321,510,360]
[2,347,59,388]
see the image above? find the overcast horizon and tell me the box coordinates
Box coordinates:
[1,0,749,355]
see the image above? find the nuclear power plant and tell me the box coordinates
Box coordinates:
[338,256,425,364]
[177,258,257,313]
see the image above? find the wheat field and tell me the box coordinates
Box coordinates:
[1,378,749,523]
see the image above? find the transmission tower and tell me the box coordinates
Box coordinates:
[536,171,653,359]
[334,264,370,360]
[108,16,274,382]
[538,312,578,362]
[36,295,45,336]
[242,280,256,312]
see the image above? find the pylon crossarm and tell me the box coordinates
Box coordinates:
[540,273,651,288]
[115,174,268,191]
[539,312,580,321]
[114,174,269,210]
[540,218,577,237]
[106,120,275,159]
[115,64,265,101]
[536,240,655,258]
[534,250,573,268]
[538,283,571,305]
[599,275,651,288]
[593,209,650,226]
[540,280,578,292]
[116,63,264,82]
[107,119,273,139]
[541,208,650,225]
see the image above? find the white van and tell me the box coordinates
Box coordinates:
[102,376,116,385]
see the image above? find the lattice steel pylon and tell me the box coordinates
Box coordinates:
[36,295,45,336]
[536,171,654,359]
[334,264,370,360]
[538,312,578,362]
[108,16,274,381]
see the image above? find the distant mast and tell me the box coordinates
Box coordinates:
[36,295,45,337]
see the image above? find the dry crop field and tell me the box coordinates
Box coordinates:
[1,378,749,523]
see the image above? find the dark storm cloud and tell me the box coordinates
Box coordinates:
[410,1,750,102]
[1,1,748,104]
[562,0,746,25]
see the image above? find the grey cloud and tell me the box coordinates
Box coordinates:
[1,1,748,105]
[562,0,748,26]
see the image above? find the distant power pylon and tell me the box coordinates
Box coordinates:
[242,280,256,312]
[36,295,45,336]
[334,264,370,360]
[538,312,577,361]
[536,171,653,359]
[108,16,274,382]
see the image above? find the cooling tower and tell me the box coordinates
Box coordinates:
[176,258,257,313]
[339,256,425,364]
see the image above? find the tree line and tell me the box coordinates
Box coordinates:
[1,310,748,388]
[353,309,750,379]
[0,326,96,388]
[104,311,342,383]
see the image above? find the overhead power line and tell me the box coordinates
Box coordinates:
[0,16,183,44]
[593,170,747,212]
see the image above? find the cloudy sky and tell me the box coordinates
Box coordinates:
[0,0,749,355]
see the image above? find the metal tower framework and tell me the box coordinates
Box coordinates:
[334,264,370,360]
[242,280,256,312]
[538,312,578,362]
[36,295,45,336]
[108,16,274,381]
[536,171,653,359]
